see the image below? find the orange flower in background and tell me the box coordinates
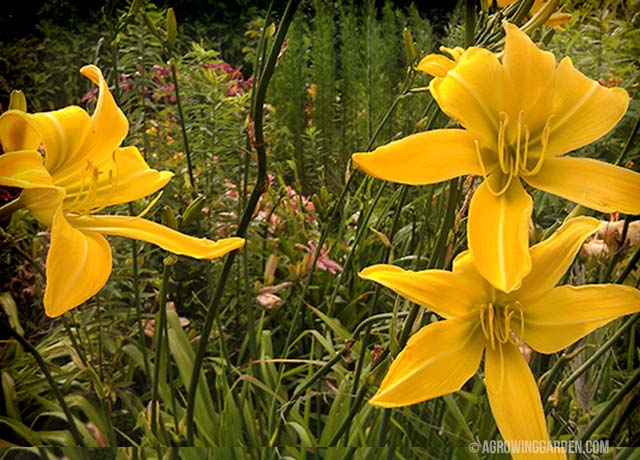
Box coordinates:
[0,65,244,317]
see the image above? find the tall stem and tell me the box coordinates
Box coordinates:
[184,0,300,444]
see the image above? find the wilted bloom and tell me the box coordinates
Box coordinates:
[0,65,244,317]
[360,217,640,458]
[353,23,639,293]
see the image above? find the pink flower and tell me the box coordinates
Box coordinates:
[305,241,342,274]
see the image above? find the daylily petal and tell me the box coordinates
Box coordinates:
[60,146,174,211]
[75,65,129,167]
[545,13,572,30]
[0,111,41,152]
[352,129,482,185]
[502,23,556,130]
[21,187,66,227]
[451,250,495,300]
[359,264,484,319]
[417,54,456,78]
[468,179,533,293]
[101,147,174,206]
[370,318,484,407]
[517,217,602,300]
[545,56,629,156]
[485,344,564,460]
[0,151,54,189]
[44,207,112,317]
[68,214,245,259]
[430,47,505,150]
[0,108,91,175]
[524,285,640,354]
[524,156,640,215]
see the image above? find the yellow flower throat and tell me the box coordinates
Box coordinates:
[479,301,525,350]
[475,110,552,196]
[62,158,118,215]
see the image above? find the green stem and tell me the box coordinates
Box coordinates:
[168,59,196,196]
[615,115,640,166]
[0,197,24,221]
[1,318,85,446]
[579,366,640,441]
[184,0,300,445]
[327,384,368,445]
[150,261,171,439]
[559,314,639,393]
[465,0,476,47]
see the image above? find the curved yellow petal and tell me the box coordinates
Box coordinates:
[0,151,53,189]
[75,65,129,168]
[44,207,112,317]
[370,318,484,407]
[352,129,482,185]
[102,147,174,206]
[468,179,533,293]
[359,264,484,319]
[545,57,629,156]
[545,12,572,29]
[0,108,91,176]
[0,110,41,152]
[517,217,602,300]
[69,214,245,259]
[485,344,564,460]
[61,146,174,211]
[502,23,556,131]
[524,156,640,215]
[524,285,640,354]
[21,187,65,227]
[416,54,456,78]
[430,47,505,150]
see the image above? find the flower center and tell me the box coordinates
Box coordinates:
[479,301,525,351]
[474,111,552,196]
[63,157,118,215]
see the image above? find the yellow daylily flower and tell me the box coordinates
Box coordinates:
[0,65,244,317]
[352,23,638,293]
[360,217,640,459]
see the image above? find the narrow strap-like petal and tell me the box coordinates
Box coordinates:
[524,156,640,215]
[44,207,113,317]
[352,129,483,185]
[75,65,129,168]
[524,284,640,354]
[485,344,565,460]
[0,151,53,189]
[370,318,484,408]
[359,264,486,319]
[517,217,602,300]
[69,214,245,259]
[468,178,533,293]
